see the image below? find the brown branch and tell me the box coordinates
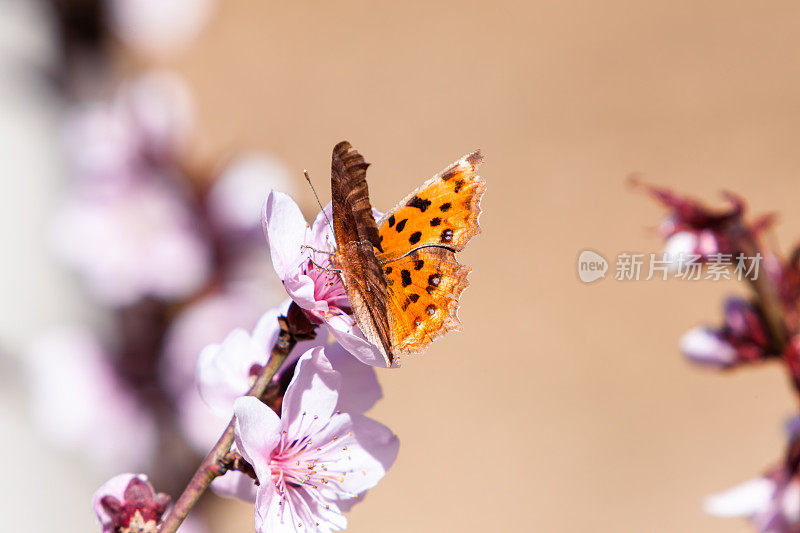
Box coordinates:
[159,316,298,533]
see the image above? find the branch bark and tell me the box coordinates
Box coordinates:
[159,316,298,533]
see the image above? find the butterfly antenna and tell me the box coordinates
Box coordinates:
[304,170,335,236]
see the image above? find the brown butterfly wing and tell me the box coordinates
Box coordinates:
[330,141,394,365]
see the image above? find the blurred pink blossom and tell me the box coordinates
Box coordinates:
[162,292,267,397]
[25,328,157,472]
[108,0,215,54]
[63,71,193,190]
[705,472,800,532]
[662,229,720,266]
[208,154,294,236]
[704,418,800,532]
[161,291,269,452]
[680,297,772,368]
[54,71,210,306]
[637,181,755,266]
[52,177,211,306]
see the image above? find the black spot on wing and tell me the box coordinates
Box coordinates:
[409,231,422,244]
[440,202,451,212]
[430,217,441,226]
[441,229,453,243]
[387,214,395,227]
[395,219,407,232]
[407,195,432,212]
[454,179,465,193]
[426,272,441,295]
[401,269,412,287]
[409,293,420,303]
[413,259,424,270]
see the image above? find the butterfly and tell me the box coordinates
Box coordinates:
[329,141,485,366]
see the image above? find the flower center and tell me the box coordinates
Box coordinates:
[300,253,351,317]
[268,426,349,501]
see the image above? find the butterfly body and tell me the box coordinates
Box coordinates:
[330,141,484,366]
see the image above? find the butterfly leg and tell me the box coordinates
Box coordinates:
[306,256,343,274]
[300,244,335,256]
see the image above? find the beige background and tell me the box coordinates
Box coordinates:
[8,0,800,531]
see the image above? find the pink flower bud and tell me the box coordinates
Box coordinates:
[681,298,773,368]
[92,474,170,533]
[680,328,737,367]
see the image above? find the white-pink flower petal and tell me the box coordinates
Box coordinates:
[327,316,389,368]
[233,396,282,482]
[197,329,266,418]
[326,342,382,414]
[231,346,398,532]
[281,348,341,441]
[263,190,309,279]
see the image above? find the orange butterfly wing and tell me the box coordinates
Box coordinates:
[381,247,472,353]
[376,151,484,261]
[376,151,485,354]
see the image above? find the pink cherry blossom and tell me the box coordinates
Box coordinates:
[196,309,293,420]
[196,305,382,421]
[232,347,398,532]
[262,190,388,367]
[92,473,170,533]
[196,305,383,504]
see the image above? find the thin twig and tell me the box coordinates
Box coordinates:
[159,317,297,533]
